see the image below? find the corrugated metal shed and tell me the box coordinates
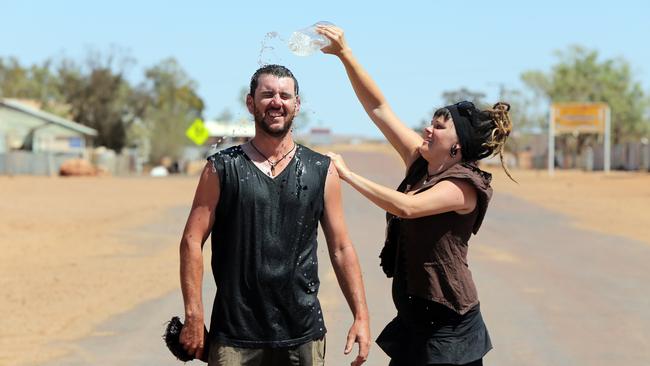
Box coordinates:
[0,99,97,153]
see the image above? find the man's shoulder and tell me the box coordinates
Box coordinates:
[207,145,245,161]
[298,144,330,164]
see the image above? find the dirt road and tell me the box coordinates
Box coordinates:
[6,149,650,365]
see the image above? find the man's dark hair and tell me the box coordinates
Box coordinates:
[249,64,299,97]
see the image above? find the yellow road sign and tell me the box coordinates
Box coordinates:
[551,103,608,134]
[547,102,611,174]
[185,119,209,145]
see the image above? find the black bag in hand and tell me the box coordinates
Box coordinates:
[163,316,210,362]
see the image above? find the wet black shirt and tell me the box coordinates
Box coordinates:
[207,144,330,348]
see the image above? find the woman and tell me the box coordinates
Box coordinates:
[318,25,514,366]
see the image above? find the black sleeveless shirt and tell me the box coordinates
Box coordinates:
[207,144,330,348]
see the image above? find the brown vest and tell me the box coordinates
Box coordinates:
[381,156,493,315]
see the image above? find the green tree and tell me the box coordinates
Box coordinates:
[57,51,143,152]
[0,57,66,115]
[498,87,545,134]
[143,58,204,164]
[493,87,549,159]
[522,46,650,143]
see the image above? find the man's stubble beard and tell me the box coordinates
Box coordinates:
[253,105,296,139]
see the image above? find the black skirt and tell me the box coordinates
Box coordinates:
[377,281,492,365]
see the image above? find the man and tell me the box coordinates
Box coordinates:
[179,64,370,366]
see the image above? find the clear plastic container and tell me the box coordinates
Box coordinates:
[288,21,334,57]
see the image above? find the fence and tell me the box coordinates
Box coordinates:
[520,142,650,171]
[0,148,143,176]
[0,151,76,175]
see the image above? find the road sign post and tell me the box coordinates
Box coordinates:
[548,103,610,175]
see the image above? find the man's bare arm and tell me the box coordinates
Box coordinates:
[179,162,219,359]
[320,161,370,366]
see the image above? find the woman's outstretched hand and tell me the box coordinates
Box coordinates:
[326,152,352,182]
[317,24,351,57]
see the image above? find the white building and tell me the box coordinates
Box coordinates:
[0,99,98,175]
[0,99,97,154]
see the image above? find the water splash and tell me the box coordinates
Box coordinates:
[258,31,285,66]
[287,31,329,57]
[207,155,217,173]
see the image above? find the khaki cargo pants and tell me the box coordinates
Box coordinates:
[208,337,325,366]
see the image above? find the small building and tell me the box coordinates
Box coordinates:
[0,98,97,153]
[204,119,255,148]
[0,99,98,175]
[181,119,256,170]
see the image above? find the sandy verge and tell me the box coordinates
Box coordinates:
[0,175,200,366]
[486,167,650,245]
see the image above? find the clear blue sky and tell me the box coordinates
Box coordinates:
[2,0,649,137]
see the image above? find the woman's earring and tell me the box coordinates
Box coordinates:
[450,145,458,157]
